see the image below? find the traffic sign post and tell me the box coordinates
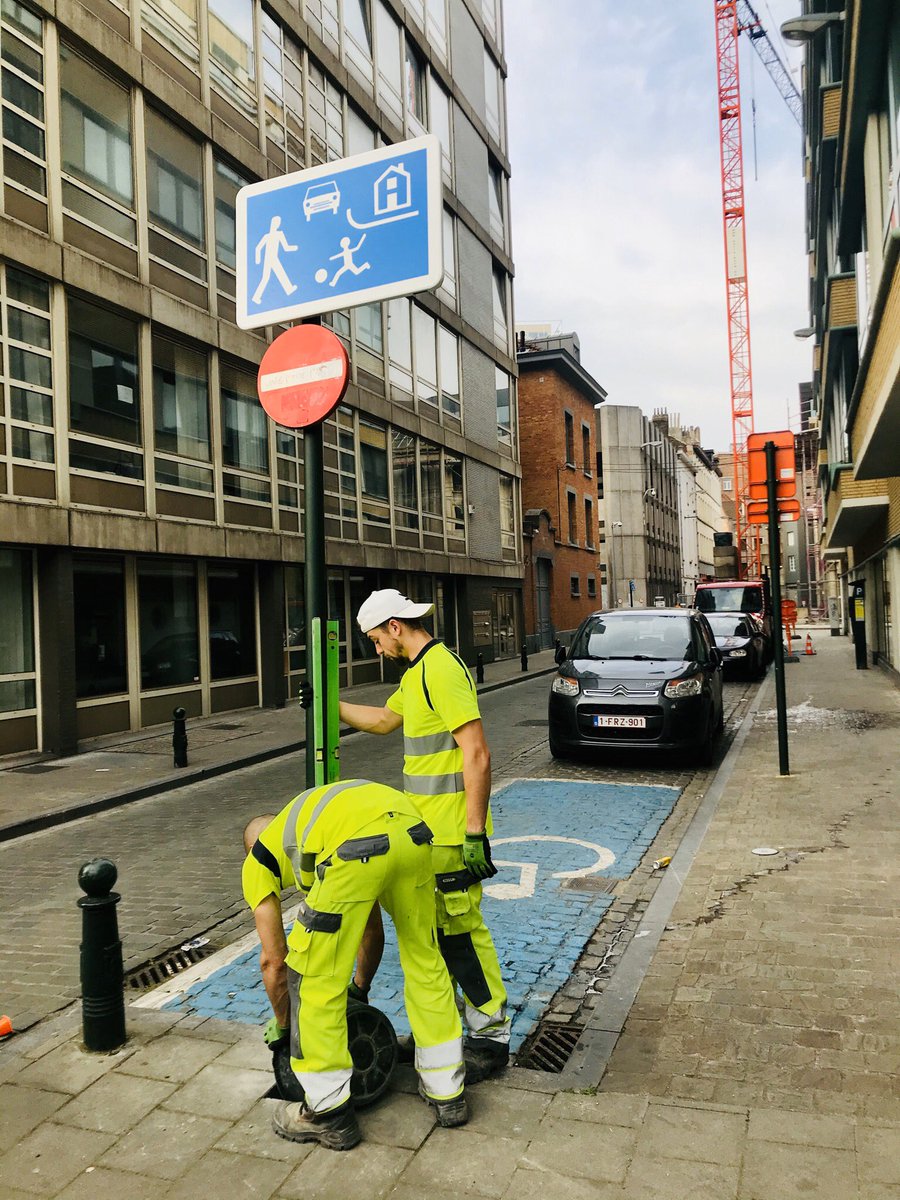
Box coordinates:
[765,439,790,777]
[237,135,443,330]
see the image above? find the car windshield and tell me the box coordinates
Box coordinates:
[695,586,762,614]
[707,615,752,637]
[570,614,693,661]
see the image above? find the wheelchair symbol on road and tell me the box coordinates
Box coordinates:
[484,836,616,901]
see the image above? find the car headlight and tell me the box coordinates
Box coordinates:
[551,676,580,697]
[728,648,747,657]
[664,674,703,698]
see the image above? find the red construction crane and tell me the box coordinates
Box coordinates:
[713,0,801,576]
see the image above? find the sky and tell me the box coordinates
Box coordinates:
[503,1,812,452]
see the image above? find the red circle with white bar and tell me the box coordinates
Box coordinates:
[256,325,350,428]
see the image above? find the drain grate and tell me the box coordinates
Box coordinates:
[516,719,548,727]
[562,875,622,894]
[517,1022,584,1073]
[125,941,215,990]
[11,763,63,774]
[207,722,245,731]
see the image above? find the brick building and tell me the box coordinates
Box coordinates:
[516,330,606,648]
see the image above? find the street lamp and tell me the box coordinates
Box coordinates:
[609,518,624,609]
[780,12,845,44]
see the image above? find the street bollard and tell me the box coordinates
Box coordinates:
[475,652,484,684]
[521,642,528,672]
[172,706,188,768]
[77,858,126,1052]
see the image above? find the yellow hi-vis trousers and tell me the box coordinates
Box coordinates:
[432,844,511,1047]
[287,812,464,1113]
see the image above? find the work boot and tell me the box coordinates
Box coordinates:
[417,1080,468,1128]
[395,1034,415,1064]
[272,1099,362,1151]
[463,1037,509,1083]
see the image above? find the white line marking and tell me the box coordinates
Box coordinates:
[260,360,344,392]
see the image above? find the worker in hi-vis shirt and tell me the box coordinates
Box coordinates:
[337,588,511,1083]
[242,778,466,1152]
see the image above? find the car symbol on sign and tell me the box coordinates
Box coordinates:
[303,180,340,219]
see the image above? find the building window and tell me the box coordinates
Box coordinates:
[138,559,199,690]
[492,268,508,348]
[496,367,513,447]
[429,75,452,182]
[1,0,47,209]
[221,361,270,499]
[438,325,459,420]
[582,424,591,475]
[584,496,594,547]
[438,209,457,307]
[499,474,515,553]
[387,297,413,400]
[425,0,447,59]
[0,548,36,713]
[324,405,358,539]
[359,416,390,533]
[374,0,403,127]
[788,554,797,573]
[354,301,383,376]
[308,59,344,165]
[261,17,305,173]
[392,429,418,532]
[564,411,575,465]
[145,108,206,282]
[3,265,54,466]
[722,476,733,492]
[208,563,257,679]
[483,47,501,142]
[420,440,442,538]
[214,158,250,306]
[444,453,464,546]
[347,105,376,157]
[342,0,373,84]
[74,557,127,698]
[153,336,212,491]
[208,0,256,118]
[68,296,142,476]
[275,427,305,514]
[587,576,596,599]
[141,0,200,70]
[488,161,504,245]
[413,304,437,411]
[404,39,426,130]
[570,574,580,599]
[567,490,577,543]
[305,0,340,57]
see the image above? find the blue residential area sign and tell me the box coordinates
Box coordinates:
[236,135,442,330]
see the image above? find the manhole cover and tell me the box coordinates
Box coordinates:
[516,720,548,727]
[207,723,245,731]
[125,941,215,990]
[11,763,63,774]
[517,1022,584,1072]
[562,875,621,894]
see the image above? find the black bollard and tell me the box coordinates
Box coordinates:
[475,652,484,684]
[521,642,528,672]
[78,858,126,1052]
[172,706,188,768]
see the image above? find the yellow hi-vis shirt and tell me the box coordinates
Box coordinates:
[241,779,425,968]
[385,640,490,846]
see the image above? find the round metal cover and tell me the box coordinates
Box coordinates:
[751,846,779,856]
[272,999,398,1109]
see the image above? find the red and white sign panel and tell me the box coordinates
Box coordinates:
[745,497,801,525]
[257,325,349,428]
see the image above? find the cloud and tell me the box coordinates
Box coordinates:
[504,0,812,447]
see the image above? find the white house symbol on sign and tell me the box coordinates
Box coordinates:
[376,164,410,214]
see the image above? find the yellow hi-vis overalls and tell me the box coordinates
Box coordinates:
[242,779,463,1114]
[385,640,510,1048]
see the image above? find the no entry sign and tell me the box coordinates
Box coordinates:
[256,324,349,428]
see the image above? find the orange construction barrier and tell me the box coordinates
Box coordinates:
[804,634,816,655]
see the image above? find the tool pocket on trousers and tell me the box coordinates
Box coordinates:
[441,888,471,919]
[290,925,339,979]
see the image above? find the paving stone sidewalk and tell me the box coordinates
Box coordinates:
[1,631,898,1199]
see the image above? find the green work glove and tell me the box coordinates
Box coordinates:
[347,980,370,1004]
[263,1016,290,1049]
[463,833,498,881]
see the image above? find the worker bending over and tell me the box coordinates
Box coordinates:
[242,777,466,1151]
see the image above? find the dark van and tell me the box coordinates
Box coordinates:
[694,579,773,662]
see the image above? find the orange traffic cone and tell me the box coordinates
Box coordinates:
[0,1015,13,1038]
[805,634,816,655]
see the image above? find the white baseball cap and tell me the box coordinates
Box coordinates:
[356,588,434,633]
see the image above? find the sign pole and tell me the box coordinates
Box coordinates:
[304,407,327,789]
[766,439,790,776]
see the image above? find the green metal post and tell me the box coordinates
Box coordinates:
[304,418,327,789]
[325,619,340,782]
[766,439,790,776]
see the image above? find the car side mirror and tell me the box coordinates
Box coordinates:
[554,644,568,665]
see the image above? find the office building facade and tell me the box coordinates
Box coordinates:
[0,0,520,757]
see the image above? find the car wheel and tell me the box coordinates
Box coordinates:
[548,732,568,760]
[697,715,717,767]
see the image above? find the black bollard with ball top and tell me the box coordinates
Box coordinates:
[172,706,188,768]
[78,858,126,1051]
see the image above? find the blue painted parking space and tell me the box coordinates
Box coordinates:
[162,779,681,1048]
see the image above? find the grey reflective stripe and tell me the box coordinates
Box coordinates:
[282,786,318,878]
[403,771,465,796]
[296,897,342,933]
[403,731,457,755]
[337,834,390,861]
[300,778,368,847]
